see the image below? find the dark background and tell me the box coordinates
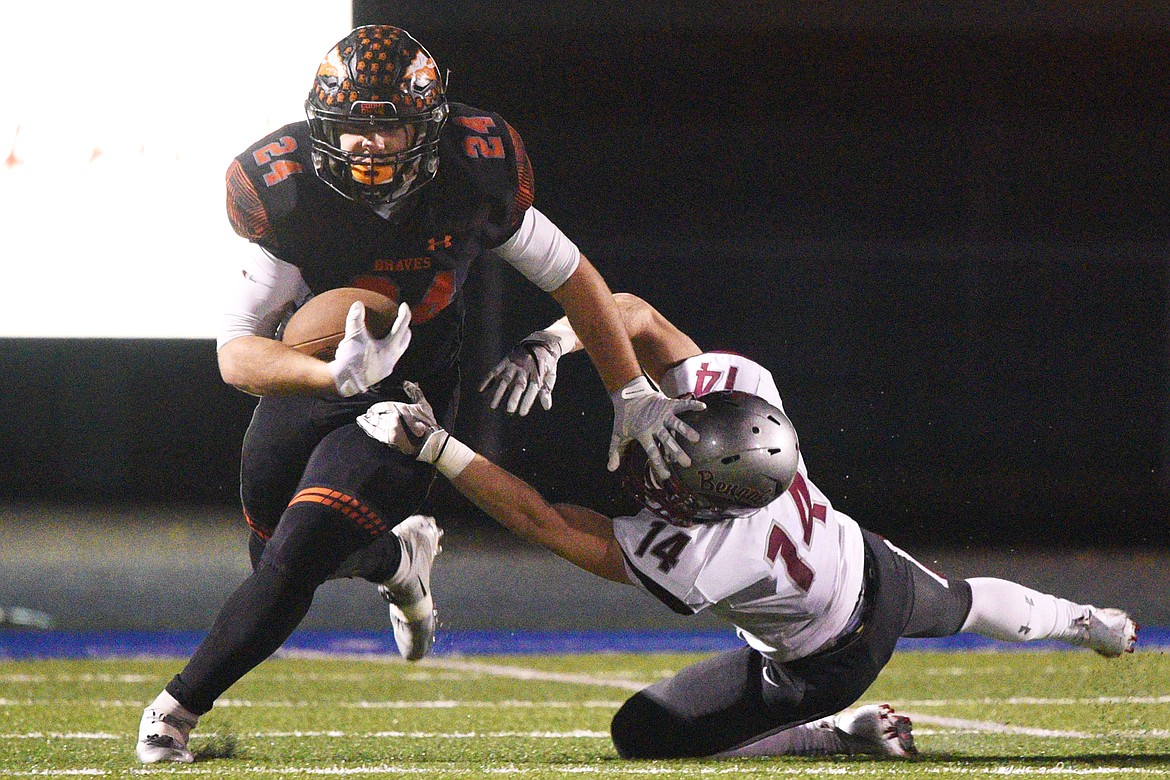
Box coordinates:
[2,2,1167,547]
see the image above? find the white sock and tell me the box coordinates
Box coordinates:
[148,690,198,726]
[961,577,1086,643]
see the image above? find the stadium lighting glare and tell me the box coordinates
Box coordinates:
[0,1,351,338]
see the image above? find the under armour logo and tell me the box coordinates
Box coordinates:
[427,235,452,251]
[1018,596,1035,635]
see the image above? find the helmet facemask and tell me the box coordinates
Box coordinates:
[305,26,449,213]
[306,104,447,211]
[622,446,755,527]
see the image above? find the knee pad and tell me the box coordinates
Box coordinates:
[904,568,973,638]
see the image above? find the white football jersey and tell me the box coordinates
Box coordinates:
[613,352,867,661]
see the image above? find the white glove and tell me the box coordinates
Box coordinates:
[477,330,565,415]
[607,375,706,481]
[356,400,422,455]
[358,382,475,479]
[329,301,412,397]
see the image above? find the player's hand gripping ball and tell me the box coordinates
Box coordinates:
[282,287,400,360]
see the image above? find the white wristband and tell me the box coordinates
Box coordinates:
[419,430,476,480]
[540,319,579,356]
[435,434,475,480]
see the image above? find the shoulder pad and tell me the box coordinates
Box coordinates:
[441,104,535,231]
[226,122,315,247]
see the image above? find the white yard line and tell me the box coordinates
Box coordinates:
[899,696,1170,707]
[904,713,1095,739]
[0,698,624,709]
[5,728,1169,743]
[6,692,1165,708]
[0,732,121,740]
[3,726,1166,742]
[0,730,610,741]
[420,658,649,691]
[0,673,157,684]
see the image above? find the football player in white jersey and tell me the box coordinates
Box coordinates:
[358,292,1138,760]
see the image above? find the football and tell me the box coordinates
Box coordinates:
[282,287,400,360]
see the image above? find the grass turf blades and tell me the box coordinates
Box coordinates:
[0,649,1167,778]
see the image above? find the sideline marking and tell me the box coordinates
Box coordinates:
[3,627,1166,659]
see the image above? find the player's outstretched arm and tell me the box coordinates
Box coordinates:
[455,458,632,584]
[609,292,702,384]
[549,261,704,481]
[548,258,642,394]
[479,292,703,409]
[480,289,706,479]
[358,384,632,584]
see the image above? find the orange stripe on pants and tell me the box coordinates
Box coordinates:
[288,487,388,537]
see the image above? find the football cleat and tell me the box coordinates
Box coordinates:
[833,704,917,759]
[136,699,197,764]
[378,514,443,661]
[1067,606,1137,658]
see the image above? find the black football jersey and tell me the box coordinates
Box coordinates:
[225,102,535,381]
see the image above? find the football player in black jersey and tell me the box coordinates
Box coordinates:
[136,25,702,764]
[358,293,1137,761]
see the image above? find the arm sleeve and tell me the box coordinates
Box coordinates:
[490,206,581,292]
[216,243,311,350]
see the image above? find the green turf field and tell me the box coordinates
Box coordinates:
[1,649,1167,778]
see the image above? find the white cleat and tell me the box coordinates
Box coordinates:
[378,514,443,661]
[136,705,197,764]
[1068,606,1138,658]
[834,704,917,759]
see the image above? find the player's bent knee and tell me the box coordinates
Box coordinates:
[611,695,659,758]
[611,692,696,759]
[261,494,380,586]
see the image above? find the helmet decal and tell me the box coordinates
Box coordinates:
[693,469,772,508]
[403,51,442,106]
[316,47,346,87]
[623,391,800,525]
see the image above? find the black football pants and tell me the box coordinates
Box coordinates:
[166,374,455,715]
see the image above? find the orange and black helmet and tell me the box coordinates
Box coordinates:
[305,25,448,212]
